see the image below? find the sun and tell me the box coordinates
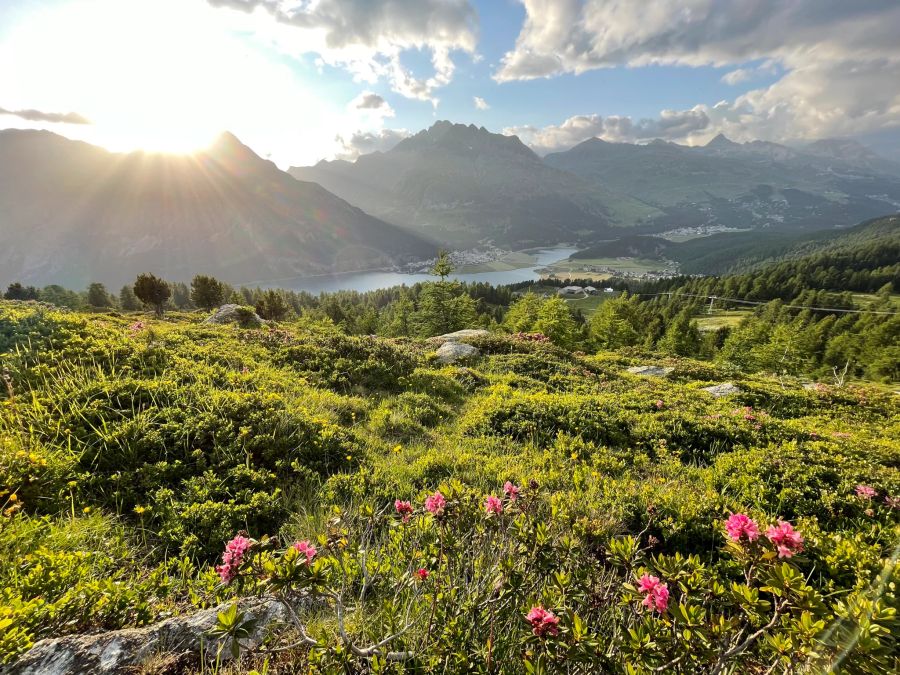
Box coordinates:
[0,0,259,154]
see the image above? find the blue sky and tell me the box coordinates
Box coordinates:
[1,0,899,165]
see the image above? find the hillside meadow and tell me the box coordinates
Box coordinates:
[0,301,898,673]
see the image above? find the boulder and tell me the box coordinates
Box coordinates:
[435,341,480,364]
[428,329,490,344]
[626,365,673,377]
[701,382,742,398]
[203,304,265,328]
[6,597,287,675]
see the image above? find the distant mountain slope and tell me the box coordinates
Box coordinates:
[569,215,899,276]
[545,134,900,233]
[289,121,659,248]
[0,130,436,288]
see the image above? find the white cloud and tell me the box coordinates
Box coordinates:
[495,1,900,141]
[334,128,410,160]
[721,68,752,86]
[209,0,478,105]
[473,96,489,110]
[506,108,711,154]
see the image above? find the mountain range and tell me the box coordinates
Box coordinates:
[0,129,435,289]
[2,122,899,289]
[289,121,660,248]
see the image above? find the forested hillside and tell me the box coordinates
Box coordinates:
[570,214,900,276]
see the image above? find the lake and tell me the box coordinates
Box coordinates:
[269,247,579,294]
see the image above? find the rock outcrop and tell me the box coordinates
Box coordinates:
[626,365,673,377]
[6,597,287,675]
[701,382,742,398]
[435,341,480,364]
[203,304,265,328]
[428,329,491,344]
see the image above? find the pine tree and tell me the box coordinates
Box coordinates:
[119,285,141,311]
[255,289,289,321]
[503,292,543,333]
[657,309,702,356]
[534,297,579,348]
[190,275,225,311]
[416,252,474,336]
[86,282,111,308]
[133,273,171,317]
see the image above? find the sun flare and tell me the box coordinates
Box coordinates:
[0,0,336,160]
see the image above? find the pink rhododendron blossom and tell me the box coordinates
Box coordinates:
[766,520,804,558]
[885,495,900,510]
[215,535,252,584]
[636,574,669,612]
[485,495,503,515]
[395,499,413,522]
[128,321,145,333]
[855,485,876,500]
[503,481,520,502]
[526,606,559,637]
[415,568,429,581]
[293,539,317,564]
[424,491,446,517]
[725,513,760,542]
[655,400,664,409]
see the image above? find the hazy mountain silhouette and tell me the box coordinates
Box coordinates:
[0,129,436,288]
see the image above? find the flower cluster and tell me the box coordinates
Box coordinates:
[637,574,670,612]
[511,332,550,343]
[766,520,804,558]
[725,513,760,542]
[424,491,446,517]
[215,535,252,584]
[127,321,145,333]
[415,568,429,581]
[855,484,876,500]
[394,499,413,523]
[525,606,559,637]
[485,495,503,515]
[503,481,520,502]
[293,539,317,564]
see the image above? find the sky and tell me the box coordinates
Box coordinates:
[1,0,900,167]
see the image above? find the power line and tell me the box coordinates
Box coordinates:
[638,292,899,315]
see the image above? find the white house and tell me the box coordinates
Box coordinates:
[603,287,615,293]
[584,286,598,295]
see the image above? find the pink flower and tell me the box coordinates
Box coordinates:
[503,481,520,502]
[292,539,317,564]
[424,491,446,517]
[215,535,252,584]
[395,499,413,523]
[885,495,900,510]
[415,568,429,581]
[636,574,669,612]
[485,495,503,515]
[855,485,876,500]
[725,513,760,542]
[655,400,664,409]
[128,321,145,333]
[525,606,560,637]
[637,574,661,594]
[766,520,804,558]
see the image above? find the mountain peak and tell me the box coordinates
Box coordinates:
[392,120,537,160]
[706,133,740,149]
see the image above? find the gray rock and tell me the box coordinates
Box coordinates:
[6,597,287,675]
[626,365,673,377]
[428,329,490,344]
[203,304,265,327]
[435,341,480,364]
[701,382,742,398]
